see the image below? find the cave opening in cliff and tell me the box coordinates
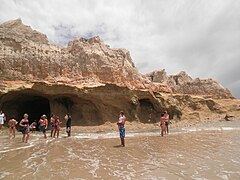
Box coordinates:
[139,99,159,123]
[1,93,51,125]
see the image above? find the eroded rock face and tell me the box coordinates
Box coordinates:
[0,19,239,126]
[0,19,152,90]
[0,81,168,125]
[145,70,234,99]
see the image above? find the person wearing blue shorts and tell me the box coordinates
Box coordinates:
[117,111,126,147]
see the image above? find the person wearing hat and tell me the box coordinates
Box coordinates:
[39,114,48,138]
[117,111,126,147]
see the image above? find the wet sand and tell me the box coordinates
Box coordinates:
[1,120,240,179]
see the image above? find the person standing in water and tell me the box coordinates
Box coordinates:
[53,116,61,138]
[117,111,126,147]
[19,113,30,143]
[160,113,166,137]
[29,120,37,133]
[0,110,6,131]
[65,113,71,137]
[50,114,55,137]
[8,116,18,139]
[39,115,48,138]
[164,111,170,134]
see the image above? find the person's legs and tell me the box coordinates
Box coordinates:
[0,124,2,130]
[57,129,59,138]
[22,134,25,142]
[121,138,125,147]
[119,126,125,147]
[13,128,16,138]
[67,127,71,137]
[43,128,47,138]
[25,134,29,143]
[161,126,164,136]
[53,129,56,138]
[9,128,12,139]
[68,129,71,137]
[51,129,54,137]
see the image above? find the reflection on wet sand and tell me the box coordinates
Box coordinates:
[0,121,240,179]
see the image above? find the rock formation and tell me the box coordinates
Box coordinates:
[0,19,239,126]
[145,69,234,99]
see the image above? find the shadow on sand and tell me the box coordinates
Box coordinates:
[113,145,124,148]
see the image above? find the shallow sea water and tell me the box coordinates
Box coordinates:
[0,120,240,180]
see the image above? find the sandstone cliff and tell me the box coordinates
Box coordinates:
[0,19,239,126]
[145,69,234,99]
[0,19,163,91]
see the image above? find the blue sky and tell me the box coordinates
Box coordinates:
[0,0,240,98]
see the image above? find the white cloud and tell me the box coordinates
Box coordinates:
[0,0,240,97]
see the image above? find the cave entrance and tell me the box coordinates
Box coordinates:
[1,93,50,124]
[139,99,159,123]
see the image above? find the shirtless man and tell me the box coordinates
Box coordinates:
[65,113,71,137]
[50,114,55,137]
[117,111,126,147]
[39,115,48,138]
[8,116,18,139]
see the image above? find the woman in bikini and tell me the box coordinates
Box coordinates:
[8,116,18,139]
[53,116,61,138]
[160,113,166,137]
[19,113,30,143]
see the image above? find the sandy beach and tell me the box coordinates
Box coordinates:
[1,120,240,179]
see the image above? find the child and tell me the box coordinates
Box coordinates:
[8,116,18,139]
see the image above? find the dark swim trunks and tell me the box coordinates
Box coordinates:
[165,121,169,126]
[50,124,55,129]
[39,125,46,133]
[119,125,125,138]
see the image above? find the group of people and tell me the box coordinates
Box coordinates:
[2,109,169,146]
[0,110,72,143]
[116,110,170,147]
